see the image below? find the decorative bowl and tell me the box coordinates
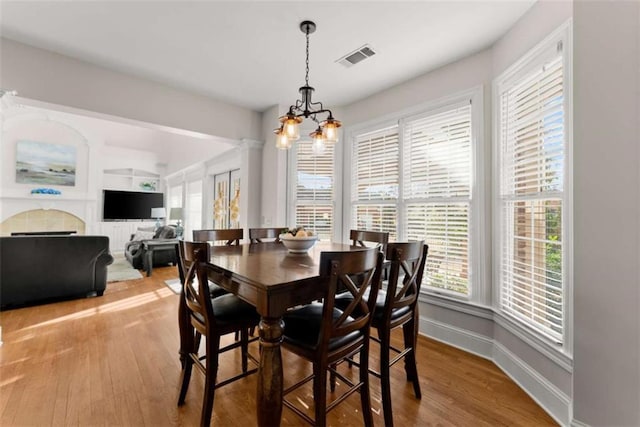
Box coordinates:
[279,234,319,253]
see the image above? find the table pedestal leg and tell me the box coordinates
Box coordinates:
[257,317,284,427]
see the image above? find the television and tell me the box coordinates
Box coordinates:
[102,190,164,221]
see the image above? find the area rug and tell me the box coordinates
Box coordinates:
[164,278,181,294]
[107,254,143,282]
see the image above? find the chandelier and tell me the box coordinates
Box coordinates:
[274,21,341,152]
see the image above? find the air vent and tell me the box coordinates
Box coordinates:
[336,44,376,68]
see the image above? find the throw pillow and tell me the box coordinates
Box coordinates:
[132,230,155,241]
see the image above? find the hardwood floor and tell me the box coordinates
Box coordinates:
[0,265,557,426]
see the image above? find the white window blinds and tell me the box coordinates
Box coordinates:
[351,101,476,296]
[351,126,399,239]
[498,54,565,341]
[404,104,472,294]
[294,140,334,240]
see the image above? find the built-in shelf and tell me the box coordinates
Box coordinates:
[103,168,160,192]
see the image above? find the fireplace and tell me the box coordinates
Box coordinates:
[0,209,86,236]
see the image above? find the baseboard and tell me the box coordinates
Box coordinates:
[419,316,493,360]
[493,342,571,426]
[419,315,572,426]
[570,418,590,427]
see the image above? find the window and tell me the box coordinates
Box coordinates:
[495,25,571,344]
[169,184,183,210]
[185,180,202,240]
[352,126,399,240]
[404,105,472,294]
[291,140,335,240]
[349,91,481,297]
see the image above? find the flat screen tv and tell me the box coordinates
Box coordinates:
[102,190,164,221]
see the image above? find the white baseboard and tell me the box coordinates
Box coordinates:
[493,342,570,426]
[419,315,571,427]
[419,316,493,359]
[570,418,590,427]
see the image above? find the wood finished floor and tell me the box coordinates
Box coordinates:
[0,265,557,426]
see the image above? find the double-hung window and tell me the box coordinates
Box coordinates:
[349,89,482,298]
[495,24,571,344]
[290,139,335,241]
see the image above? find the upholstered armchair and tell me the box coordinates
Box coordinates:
[125,225,178,269]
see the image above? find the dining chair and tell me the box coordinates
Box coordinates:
[249,227,284,243]
[192,228,243,245]
[176,241,260,427]
[281,247,384,427]
[336,241,428,427]
[350,229,389,253]
[175,241,227,300]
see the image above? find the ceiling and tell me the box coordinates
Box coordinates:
[0,1,536,112]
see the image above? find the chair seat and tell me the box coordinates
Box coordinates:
[283,303,362,352]
[335,290,411,325]
[193,294,259,326]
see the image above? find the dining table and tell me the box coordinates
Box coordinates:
[183,240,355,427]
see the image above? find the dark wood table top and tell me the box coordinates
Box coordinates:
[206,241,356,316]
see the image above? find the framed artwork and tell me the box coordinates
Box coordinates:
[213,169,241,229]
[229,169,241,229]
[15,140,77,186]
[213,172,229,229]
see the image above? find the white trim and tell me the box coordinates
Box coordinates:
[419,317,493,360]
[420,294,494,320]
[570,418,590,427]
[493,342,571,427]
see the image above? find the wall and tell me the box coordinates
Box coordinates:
[573,1,640,425]
[1,38,263,142]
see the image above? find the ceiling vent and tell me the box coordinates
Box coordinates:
[336,45,376,68]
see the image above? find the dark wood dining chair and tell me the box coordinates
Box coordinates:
[176,241,260,427]
[192,228,243,245]
[249,227,284,243]
[281,247,384,427]
[350,229,389,252]
[337,241,428,427]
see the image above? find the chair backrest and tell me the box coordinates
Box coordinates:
[180,241,231,334]
[317,247,384,351]
[193,228,243,245]
[350,229,389,253]
[383,242,428,319]
[249,227,284,243]
[180,241,213,337]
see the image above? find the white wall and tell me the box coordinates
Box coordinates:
[1,38,263,142]
[573,1,640,425]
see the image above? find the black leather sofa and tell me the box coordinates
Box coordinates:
[124,225,178,269]
[0,235,114,309]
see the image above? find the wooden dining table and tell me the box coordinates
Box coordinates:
[200,241,355,427]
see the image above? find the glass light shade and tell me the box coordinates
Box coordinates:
[320,117,342,143]
[279,114,303,141]
[283,119,300,140]
[274,128,292,150]
[310,127,326,154]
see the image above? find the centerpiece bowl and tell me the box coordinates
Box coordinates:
[279,234,319,253]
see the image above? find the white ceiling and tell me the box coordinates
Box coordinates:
[0,1,535,112]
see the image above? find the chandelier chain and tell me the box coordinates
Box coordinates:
[305,28,310,87]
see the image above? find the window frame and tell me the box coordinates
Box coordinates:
[343,87,486,305]
[492,21,573,353]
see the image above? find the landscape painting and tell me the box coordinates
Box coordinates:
[16,140,77,186]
